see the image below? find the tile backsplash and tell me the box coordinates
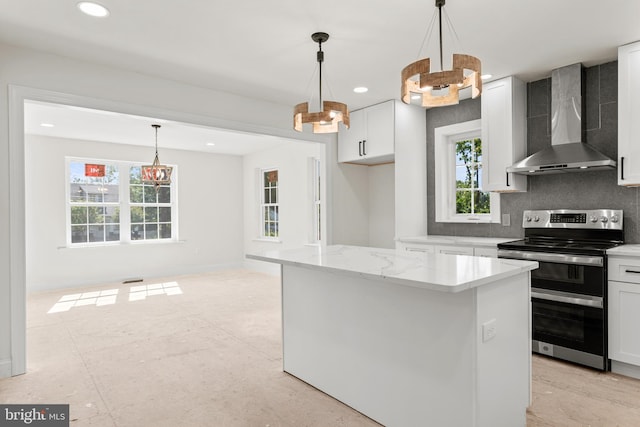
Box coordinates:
[426,61,640,243]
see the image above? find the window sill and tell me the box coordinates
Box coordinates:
[436,218,498,224]
[59,239,185,249]
[252,238,282,244]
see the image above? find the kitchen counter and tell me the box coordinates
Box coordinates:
[397,234,518,247]
[608,244,640,257]
[247,245,536,427]
[247,244,536,292]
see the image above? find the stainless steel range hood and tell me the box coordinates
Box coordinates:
[507,63,616,175]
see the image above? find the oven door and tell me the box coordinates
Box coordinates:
[498,249,605,296]
[531,289,606,369]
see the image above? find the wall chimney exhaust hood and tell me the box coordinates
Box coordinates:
[507,63,616,175]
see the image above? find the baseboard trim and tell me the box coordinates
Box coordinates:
[611,360,640,380]
[0,359,12,378]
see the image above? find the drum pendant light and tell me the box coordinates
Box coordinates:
[294,32,349,133]
[401,0,481,108]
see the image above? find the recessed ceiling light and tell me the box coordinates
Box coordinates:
[481,74,493,80]
[353,87,368,94]
[40,123,55,128]
[77,2,110,17]
[206,143,216,147]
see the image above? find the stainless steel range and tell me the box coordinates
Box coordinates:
[497,209,624,370]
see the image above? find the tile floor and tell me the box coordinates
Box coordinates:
[1,270,640,426]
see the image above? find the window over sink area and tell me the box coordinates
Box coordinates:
[434,119,500,223]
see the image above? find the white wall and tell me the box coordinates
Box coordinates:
[0,41,331,377]
[243,140,325,274]
[25,135,244,291]
[368,163,395,249]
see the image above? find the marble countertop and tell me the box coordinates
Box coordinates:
[246,245,537,293]
[608,245,640,257]
[397,235,519,247]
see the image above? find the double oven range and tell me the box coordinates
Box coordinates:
[498,209,624,371]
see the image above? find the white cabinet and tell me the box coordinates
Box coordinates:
[436,245,474,256]
[618,41,640,186]
[338,100,395,164]
[481,76,527,192]
[474,247,498,258]
[609,256,640,366]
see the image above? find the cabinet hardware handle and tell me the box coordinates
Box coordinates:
[621,157,625,180]
[506,172,510,187]
[625,269,640,274]
[358,140,362,156]
[362,139,367,156]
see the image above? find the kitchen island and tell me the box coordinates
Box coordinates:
[246,245,538,427]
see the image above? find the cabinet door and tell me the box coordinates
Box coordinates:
[338,109,365,163]
[618,42,640,186]
[481,77,527,192]
[363,101,395,160]
[609,280,640,365]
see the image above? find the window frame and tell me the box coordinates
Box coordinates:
[434,120,500,223]
[65,157,178,247]
[259,167,280,240]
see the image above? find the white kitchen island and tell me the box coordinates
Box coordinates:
[246,245,538,427]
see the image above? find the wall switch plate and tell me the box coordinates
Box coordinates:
[482,319,497,342]
[501,214,511,226]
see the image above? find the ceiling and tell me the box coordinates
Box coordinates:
[4,0,640,152]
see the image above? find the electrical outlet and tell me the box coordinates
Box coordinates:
[501,214,511,226]
[482,319,497,342]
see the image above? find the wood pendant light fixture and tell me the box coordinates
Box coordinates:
[294,32,349,133]
[401,0,481,108]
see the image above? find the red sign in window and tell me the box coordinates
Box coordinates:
[85,164,105,177]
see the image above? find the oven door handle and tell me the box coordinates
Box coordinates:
[531,288,603,308]
[497,249,603,266]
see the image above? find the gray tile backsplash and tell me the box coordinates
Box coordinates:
[426,61,640,243]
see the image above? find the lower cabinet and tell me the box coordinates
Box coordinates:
[399,242,497,258]
[609,280,640,366]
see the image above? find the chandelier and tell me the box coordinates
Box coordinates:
[401,0,481,108]
[141,124,172,191]
[294,32,349,133]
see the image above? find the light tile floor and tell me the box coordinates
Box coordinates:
[2,270,640,426]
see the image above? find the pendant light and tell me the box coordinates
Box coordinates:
[141,124,172,191]
[294,32,349,133]
[401,0,481,108]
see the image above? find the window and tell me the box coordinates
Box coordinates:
[67,158,177,246]
[434,120,499,223]
[261,168,279,238]
[129,166,173,240]
[454,138,490,215]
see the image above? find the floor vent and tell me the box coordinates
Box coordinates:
[122,278,143,284]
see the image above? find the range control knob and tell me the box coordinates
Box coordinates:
[600,216,609,223]
[611,215,620,223]
[525,216,532,222]
[590,216,598,223]
[534,216,540,222]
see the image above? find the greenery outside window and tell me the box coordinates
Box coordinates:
[67,158,177,246]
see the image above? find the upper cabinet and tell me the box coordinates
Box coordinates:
[338,100,395,164]
[618,41,640,186]
[481,76,527,192]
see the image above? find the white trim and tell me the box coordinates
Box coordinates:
[7,84,314,377]
[434,119,500,224]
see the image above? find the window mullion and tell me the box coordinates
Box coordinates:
[120,163,131,243]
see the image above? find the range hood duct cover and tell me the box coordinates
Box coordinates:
[507,63,616,175]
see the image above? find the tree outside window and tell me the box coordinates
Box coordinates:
[454,138,490,215]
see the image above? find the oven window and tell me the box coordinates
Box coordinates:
[532,263,583,284]
[533,301,585,343]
